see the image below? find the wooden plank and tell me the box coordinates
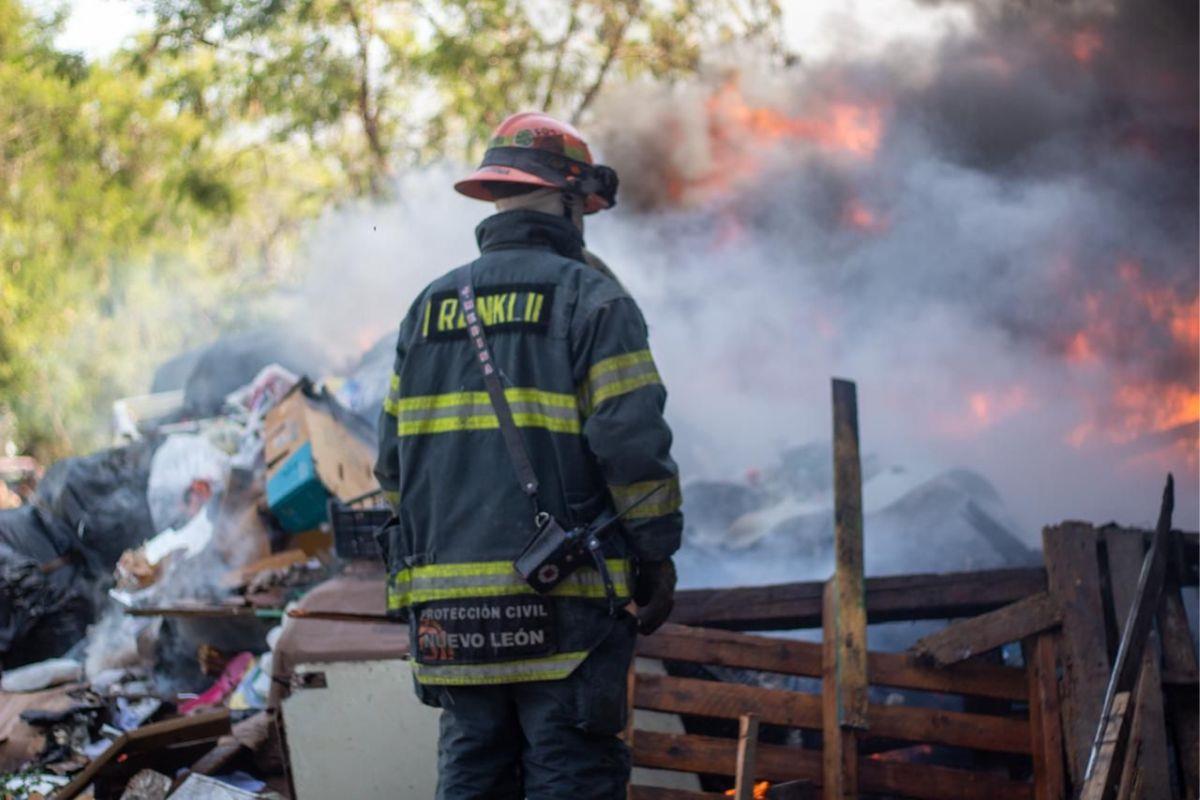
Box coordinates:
[629,788,724,800]
[734,714,760,800]
[1026,634,1067,800]
[670,567,1048,631]
[631,731,1035,800]
[824,579,858,800]
[55,710,231,799]
[632,673,1031,754]
[829,378,868,730]
[636,623,1028,701]
[1043,521,1111,784]
[1080,692,1133,800]
[766,781,819,800]
[1083,477,1175,786]
[1159,570,1199,799]
[1105,528,1172,800]
[911,592,1061,667]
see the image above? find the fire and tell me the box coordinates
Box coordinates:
[665,77,886,206]
[1055,258,1199,466]
[1111,382,1200,440]
[1068,29,1103,64]
[1064,331,1097,364]
[841,198,886,233]
[970,387,1029,424]
[709,81,883,157]
[940,386,1031,436]
[724,781,770,798]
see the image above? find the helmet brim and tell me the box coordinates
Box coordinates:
[454,166,611,214]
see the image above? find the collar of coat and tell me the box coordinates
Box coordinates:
[475,209,585,262]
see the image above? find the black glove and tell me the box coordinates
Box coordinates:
[633,559,676,635]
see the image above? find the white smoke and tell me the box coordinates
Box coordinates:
[278,0,1197,566]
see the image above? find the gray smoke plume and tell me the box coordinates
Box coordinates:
[279,0,1197,572]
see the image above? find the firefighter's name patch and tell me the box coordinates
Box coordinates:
[413,596,556,664]
[423,283,554,340]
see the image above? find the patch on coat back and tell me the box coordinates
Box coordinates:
[413,596,556,664]
[423,284,555,341]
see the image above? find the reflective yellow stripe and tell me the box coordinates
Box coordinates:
[609,476,682,520]
[580,350,662,415]
[412,650,588,685]
[387,558,632,610]
[383,490,400,508]
[383,374,402,416]
[395,388,580,436]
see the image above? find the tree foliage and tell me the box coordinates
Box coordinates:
[0,0,781,459]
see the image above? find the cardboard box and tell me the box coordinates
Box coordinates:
[264,386,378,532]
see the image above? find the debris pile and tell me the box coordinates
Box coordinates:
[0,335,386,798]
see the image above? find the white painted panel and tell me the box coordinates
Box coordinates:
[283,659,440,799]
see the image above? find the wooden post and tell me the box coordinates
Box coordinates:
[823,379,868,800]
[735,713,761,800]
[1160,584,1199,800]
[1026,633,1067,800]
[1104,528,1172,800]
[1082,476,1174,788]
[1043,521,1110,784]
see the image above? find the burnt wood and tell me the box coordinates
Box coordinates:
[637,623,1028,701]
[1157,557,1200,798]
[1082,477,1174,788]
[734,714,761,800]
[1105,527,1172,800]
[1080,692,1133,800]
[633,673,1031,754]
[631,730,1035,800]
[829,379,869,729]
[1025,634,1068,800]
[1043,521,1111,784]
[824,580,859,800]
[670,567,1048,631]
[55,710,231,800]
[910,591,1062,667]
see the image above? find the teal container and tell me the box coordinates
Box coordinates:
[266,441,331,532]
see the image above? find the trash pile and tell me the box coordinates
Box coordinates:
[0,333,389,799]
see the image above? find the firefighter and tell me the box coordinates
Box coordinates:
[374,111,682,800]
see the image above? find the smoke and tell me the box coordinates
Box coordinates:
[282,0,1197,546]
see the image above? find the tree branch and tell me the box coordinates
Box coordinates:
[571,0,640,124]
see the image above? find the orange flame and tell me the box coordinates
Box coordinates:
[1068,29,1103,64]
[939,386,1032,436]
[841,198,887,233]
[1056,258,1199,466]
[665,77,886,206]
[724,781,771,798]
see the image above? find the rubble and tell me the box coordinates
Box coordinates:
[0,342,381,797]
[0,340,1192,800]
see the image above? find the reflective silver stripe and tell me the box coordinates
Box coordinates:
[580,350,662,414]
[412,651,589,685]
[411,569,626,593]
[398,399,577,424]
[589,358,657,396]
[388,559,633,608]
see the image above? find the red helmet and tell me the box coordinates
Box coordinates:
[455,112,618,214]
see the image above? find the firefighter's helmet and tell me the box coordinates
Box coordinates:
[455,112,618,214]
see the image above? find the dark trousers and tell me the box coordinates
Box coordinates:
[432,617,635,800]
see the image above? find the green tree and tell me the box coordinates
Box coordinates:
[0,0,239,456]
[136,0,784,196]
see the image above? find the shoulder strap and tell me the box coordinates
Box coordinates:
[455,265,542,514]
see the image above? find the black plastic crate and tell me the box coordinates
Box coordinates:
[328,493,391,561]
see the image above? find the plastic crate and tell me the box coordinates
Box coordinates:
[328,493,391,561]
